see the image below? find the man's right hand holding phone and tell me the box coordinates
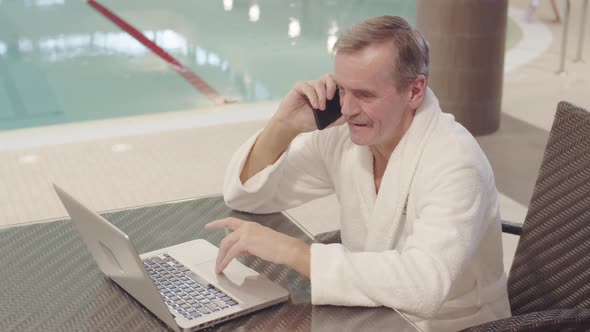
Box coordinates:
[239,74,346,184]
[272,74,346,134]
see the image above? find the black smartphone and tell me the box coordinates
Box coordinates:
[312,91,342,130]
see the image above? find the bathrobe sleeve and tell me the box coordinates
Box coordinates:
[223,130,336,214]
[310,137,497,318]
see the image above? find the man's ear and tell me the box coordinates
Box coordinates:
[407,75,427,109]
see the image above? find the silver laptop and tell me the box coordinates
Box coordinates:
[53,184,289,332]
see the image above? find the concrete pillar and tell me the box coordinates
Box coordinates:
[416,0,508,135]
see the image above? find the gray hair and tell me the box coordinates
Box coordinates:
[333,16,430,90]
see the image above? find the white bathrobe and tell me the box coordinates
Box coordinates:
[223,89,511,331]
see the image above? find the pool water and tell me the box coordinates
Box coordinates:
[0,0,518,131]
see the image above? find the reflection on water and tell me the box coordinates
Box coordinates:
[27,0,65,7]
[27,30,189,61]
[248,3,260,22]
[0,1,420,130]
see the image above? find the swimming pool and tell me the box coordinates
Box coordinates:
[0,0,519,131]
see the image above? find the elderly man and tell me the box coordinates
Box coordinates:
[206,16,511,331]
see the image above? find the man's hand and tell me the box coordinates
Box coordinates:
[239,74,346,184]
[205,217,311,278]
[272,74,345,134]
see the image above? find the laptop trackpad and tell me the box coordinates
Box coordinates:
[194,259,257,286]
[193,259,274,304]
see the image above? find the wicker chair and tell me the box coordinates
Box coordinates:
[315,102,590,331]
[462,101,590,331]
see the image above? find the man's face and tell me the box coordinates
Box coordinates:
[334,42,414,147]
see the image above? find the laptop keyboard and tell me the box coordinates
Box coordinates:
[143,254,238,320]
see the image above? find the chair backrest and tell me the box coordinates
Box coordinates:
[508,101,590,315]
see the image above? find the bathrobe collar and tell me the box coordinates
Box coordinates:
[354,88,442,251]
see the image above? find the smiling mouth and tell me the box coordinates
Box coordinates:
[349,123,368,127]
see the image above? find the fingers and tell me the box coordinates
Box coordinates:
[294,81,320,110]
[207,218,250,273]
[217,240,246,273]
[294,74,339,111]
[205,218,243,231]
[206,220,290,273]
[321,74,338,102]
[215,230,241,272]
[312,80,326,110]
